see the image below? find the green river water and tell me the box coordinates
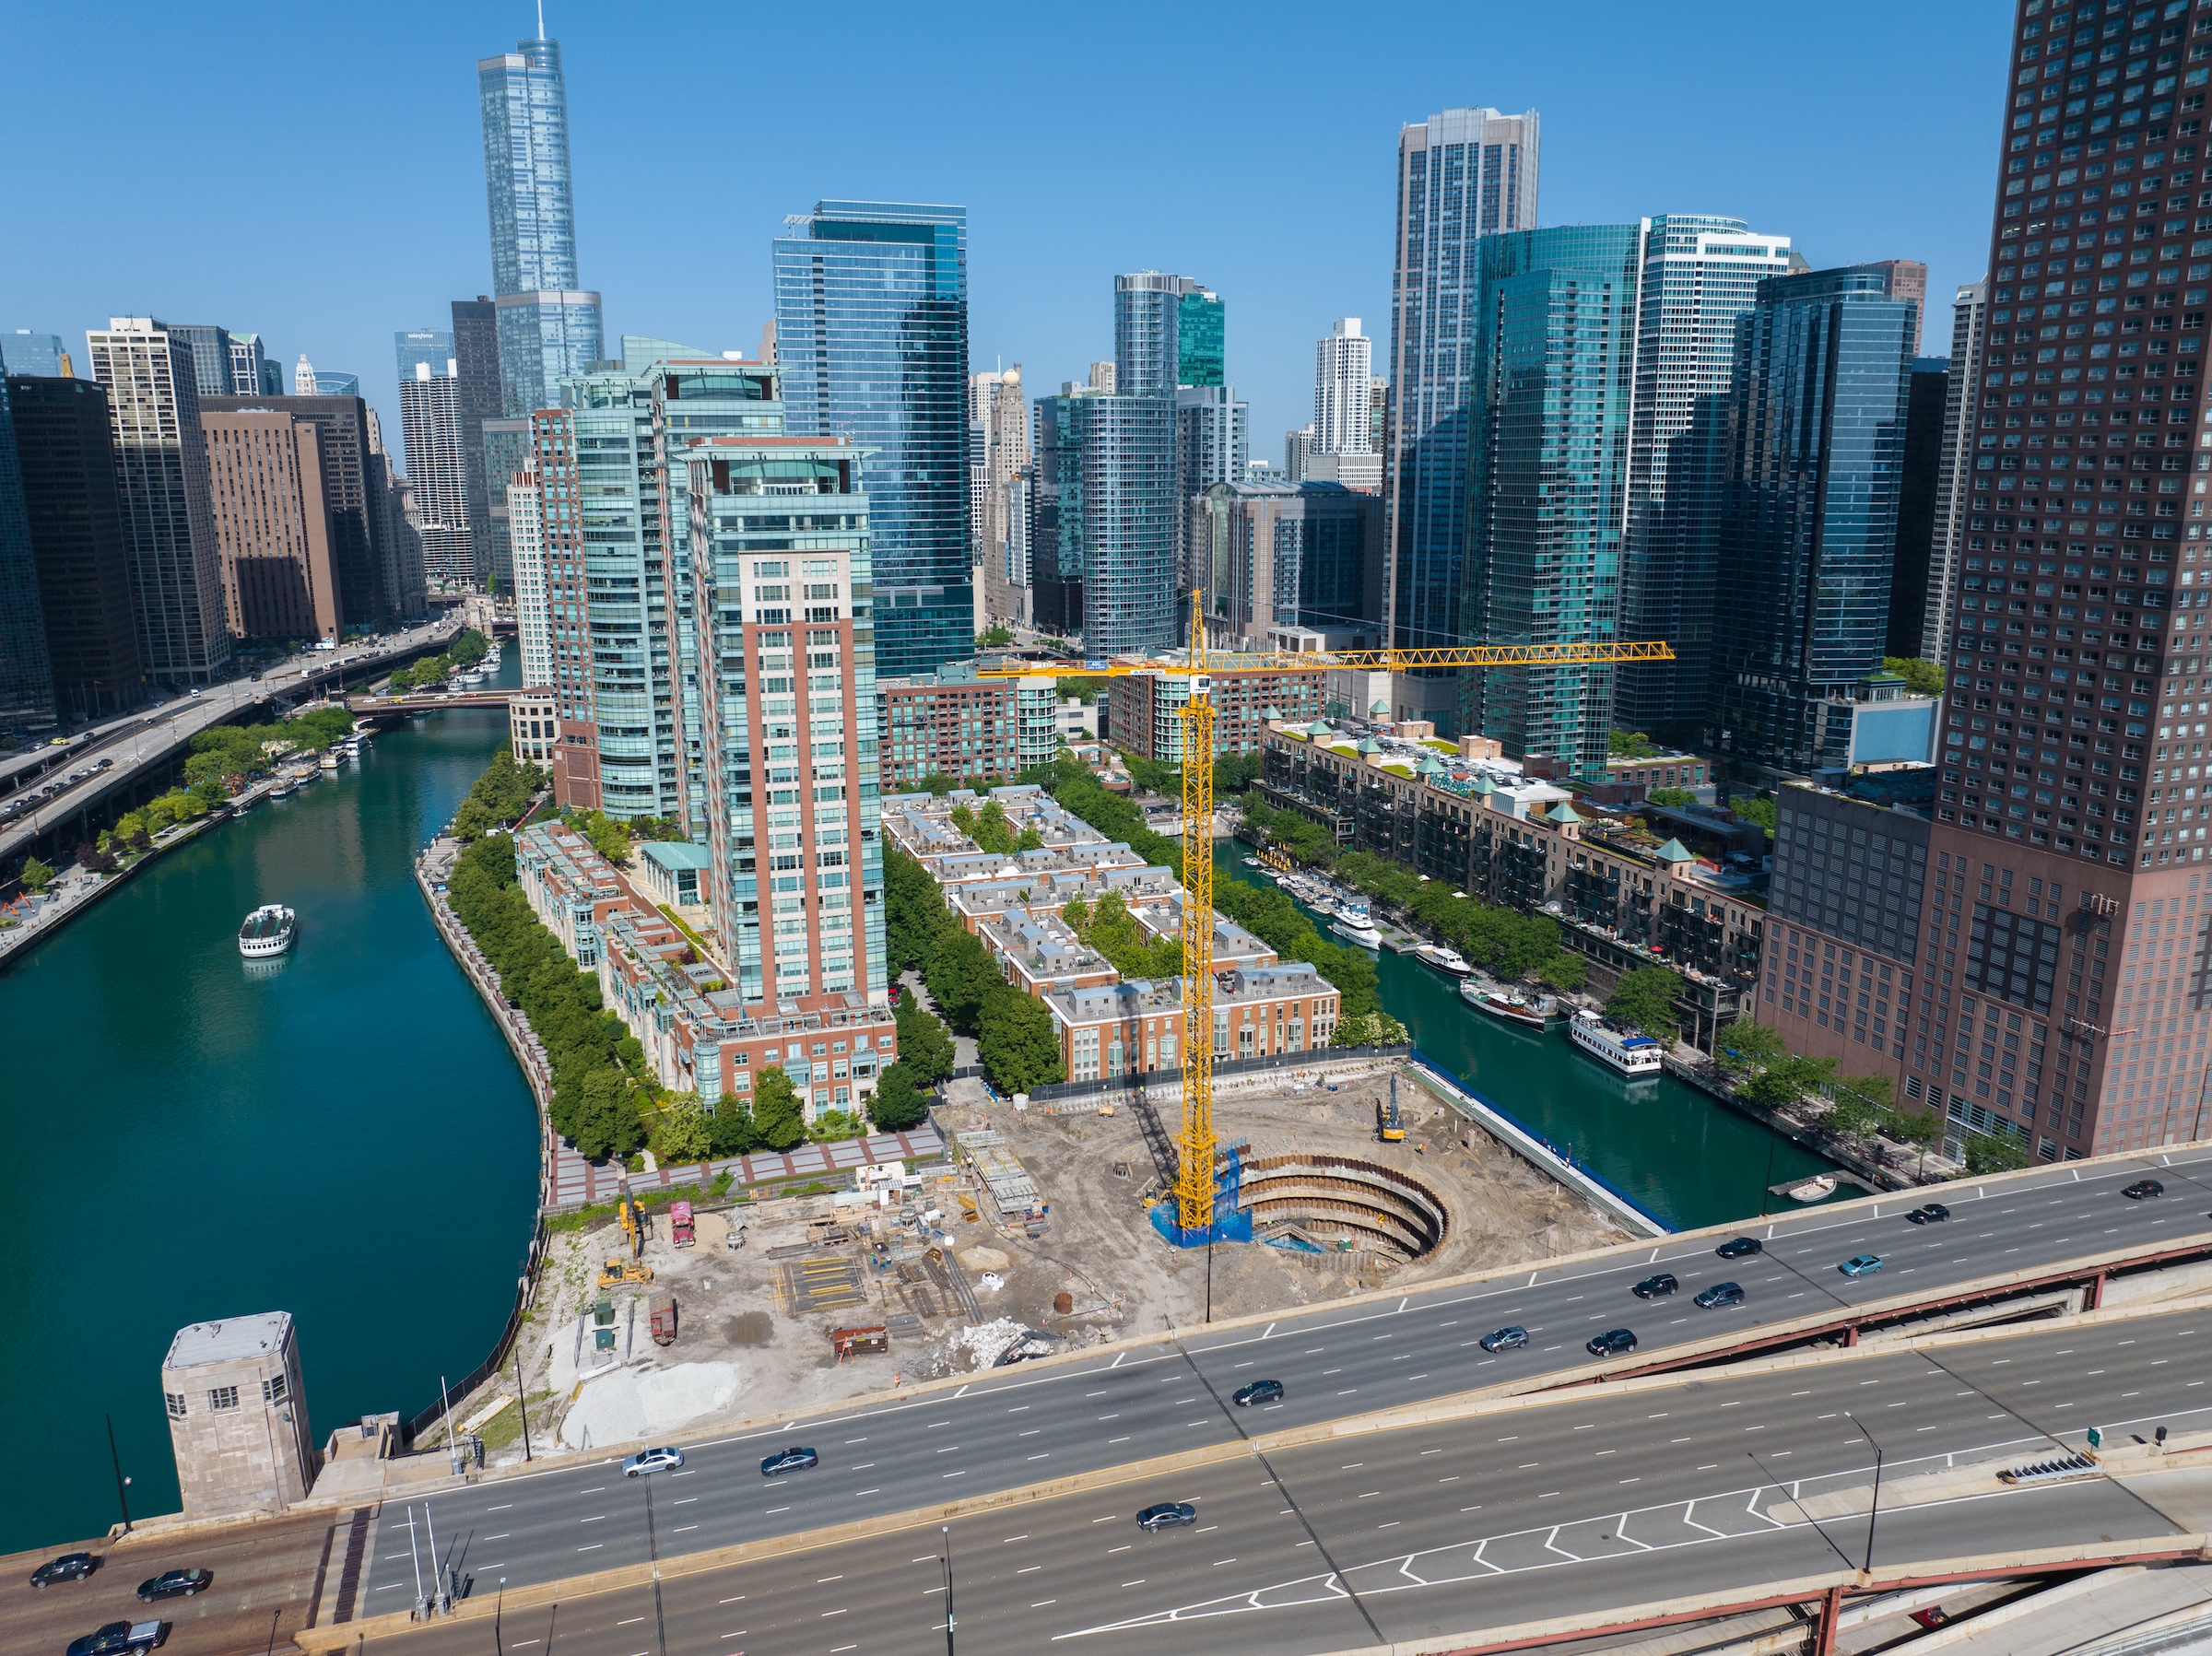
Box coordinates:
[0,664,539,1556]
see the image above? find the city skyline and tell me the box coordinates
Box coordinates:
[0,2,2009,474]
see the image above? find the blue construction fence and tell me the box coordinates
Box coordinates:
[1150,1140,1253,1248]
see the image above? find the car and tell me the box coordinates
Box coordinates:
[1631,1273,1679,1299]
[759,1446,819,1477]
[1694,1282,1746,1310]
[1135,1502,1198,1532]
[1906,1203,1951,1226]
[30,1553,99,1587]
[1715,1237,1763,1260]
[1479,1325,1529,1353]
[622,1447,684,1478]
[1839,1254,1885,1277]
[136,1569,209,1603]
[1231,1380,1285,1407]
[2124,1179,2165,1200]
[1587,1328,1639,1357]
[66,1622,166,1656]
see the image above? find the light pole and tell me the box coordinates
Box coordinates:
[1845,1410,1885,1574]
[940,1523,956,1655]
[495,1577,507,1655]
[104,1414,133,1533]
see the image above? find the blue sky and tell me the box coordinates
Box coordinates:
[1,1,2013,459]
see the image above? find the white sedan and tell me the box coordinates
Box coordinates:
[622,1446,685,1477]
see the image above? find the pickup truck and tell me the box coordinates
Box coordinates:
[67,1621,167,1656]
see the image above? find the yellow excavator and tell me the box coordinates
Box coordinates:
[597,1256,653,1289]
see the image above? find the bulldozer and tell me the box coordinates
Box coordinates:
[597,1257,653,1290]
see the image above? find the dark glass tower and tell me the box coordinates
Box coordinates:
[773,201,971,677]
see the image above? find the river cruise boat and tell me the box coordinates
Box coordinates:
[1413,943,1472,976]
[1461,981,1552,1028]
[238,904,296,957]
[268,778,296,800]
[317,751,339,771]
[1329,903,1382,949]
[1567,1008,1664,1076]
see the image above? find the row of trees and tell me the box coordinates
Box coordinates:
[1061,890,1180,981]
[452,748,548,842]
[389,628,489,692]
[951,797,1042,857]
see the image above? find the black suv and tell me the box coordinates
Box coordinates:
[1479,1325,1529,1353]
[1587,1328,1638,1357]
[1694,1282,1746,1310]
[1715,1237,1763,1260]
[1631,1273,1678,1299]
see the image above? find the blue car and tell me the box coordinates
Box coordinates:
[1839,1254,1885,1278]
[759,1446,819,1477]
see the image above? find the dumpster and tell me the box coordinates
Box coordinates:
[649,1292,678,1346]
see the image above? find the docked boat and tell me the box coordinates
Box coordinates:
[1785,1175,1838,1204]
[269,778,296,800]
[1413,943,1472,976]
[317,751,339,771]
[1566,1008,1665,1076]
[1329,904,1382,949]
[1462,981,1552,1028]
[238,904,296,957]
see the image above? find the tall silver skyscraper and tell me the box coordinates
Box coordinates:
[0,374,56,731]
[1922,278,1987,664]
[1310,319,1380,491]
[478,30,602,418]
[397,357,474,587]
[1613,217,1795,731]
[85,319,229,684]
[1383,107,1538,730]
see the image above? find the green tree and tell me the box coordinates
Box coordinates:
[1213,751,1262,797]
[751,1065,806,1151]
[893,990,957,1085]
[1731,795,1778,833]
[1535,950,1587,992]
[1014,825,1043,851]
[1883,655,1946,699]
[1608,729,1662,758]
[1887,1108,1945,1177]
[977,987,1065,1094]
[809,1108,866,1144]
[1645,787,1696,807]
[706,1097,758,1157]
[868,1061,931,1131]
[1744,1052,1837,1110]
[653,1094,712,1163]
[978,624,1014,647]
[189,777,227,811]
[571,1070,645,1161]
[970,799,1017,855]
[924,925,1004,1029]
[1961,1128,2029,1176]
[20,854,55,893]
[1712,1020,1789,1079]
[1606,965,1684,1038]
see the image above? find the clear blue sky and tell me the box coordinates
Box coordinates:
[1,1,2012,461]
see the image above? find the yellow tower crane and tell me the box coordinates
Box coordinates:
[981,594,1673,1234]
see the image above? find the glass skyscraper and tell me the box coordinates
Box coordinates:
[0,373,56,731]
[1384,107,1539,730]
[1459,224,1644,780]
[773,201,970,678]
[1031,386,1178,657]
[1176,290,1224,389]
[1709,264,1921,769]
[478,32,602,419]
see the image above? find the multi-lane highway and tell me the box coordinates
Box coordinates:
[354,1304,2212,1656]
[357,1146,2212,1609]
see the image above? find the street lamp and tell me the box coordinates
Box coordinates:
[1844,1409,1885,1574]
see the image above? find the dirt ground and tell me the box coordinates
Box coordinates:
[440,1060,1624,1471]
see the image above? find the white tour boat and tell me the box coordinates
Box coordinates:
[238,904,296,957]
[1413,943,1473,976]
[1566,1008,1665,1076]
[1461,981,1552,1028]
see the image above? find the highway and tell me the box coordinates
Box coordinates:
[0,620,456,861]
[358,1145,2212,1607]
[352,1304,2212,1656]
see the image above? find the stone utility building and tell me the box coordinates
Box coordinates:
[161,1312,316,1521]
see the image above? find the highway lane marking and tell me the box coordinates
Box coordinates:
[855,1488,879,1496]
[485,1503,512,1510]
[577,1544,601,1552]
[850,1462,875,1469]
[618,1617,645,1626]
[1033,1599,1058,1606]
[485,1532,511,1539]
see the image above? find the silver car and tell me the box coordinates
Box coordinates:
[621,1446,685,1477]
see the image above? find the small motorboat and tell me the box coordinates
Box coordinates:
[1462,981,1552,1028]
[1786,1175,1838,1204]
[1413,943,1473,976]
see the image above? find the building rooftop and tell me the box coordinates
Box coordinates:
[165,1312,292,1371]
[640,840,712,873]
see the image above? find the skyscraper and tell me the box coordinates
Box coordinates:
[773,201,970,677]
[969,367,1030,626]
[1921,279,1989,662]
[510,465,550,687]
[1887,355,1955,661]
[394,328,453,383]
[85,319,229,684]
[226,333,273,396]
[1708,264,1922,769]
[200,409,341,642]
[1613,217,1796,731]
[478,30,603,418]
[1384,107,1540,730]
[452,298,503,587]
[6,374,141,719]
[4,331,71,379]
[1177,288,1225,390]
[397,362,474,587]
[1458,224,1644,777]
[1310,318,1381,491]
[167,325,233,408]
[1030,384,1177,656]
[1113,272,1202,395]
[0,373,56,731]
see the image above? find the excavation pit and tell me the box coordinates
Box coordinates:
[1237,1146,1447,1264]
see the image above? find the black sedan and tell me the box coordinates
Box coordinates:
[1231,1380,1284,1407]
[30,1553,98,1587]
[1906,1203,1951,1225]
[1135,1502,1198,1532]
[759,1447,820,1477]
[1715,1237,1764,1260]
[1631,1272,1679,1299]
[1479,1325,1529,1353]
[2124,1179,2165,1200]
[137,1569,210,1603]
[1587,1328,1638,1357]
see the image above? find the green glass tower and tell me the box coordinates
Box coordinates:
[1176,290,1224,389]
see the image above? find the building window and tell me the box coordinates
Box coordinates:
[262,1374,288,1404]
[209,1386,239,1412]
[165,1392,186,1419]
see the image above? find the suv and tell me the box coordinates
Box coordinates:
[1135,1502,1198,1532]
[1694,1282,1746,1310]
[2124,1180,2165,1200]
[1631,1273,1678,1299]
[1586,1328,1638,1357]
[1715,1237,1764,1260]
[1479,1325,1529,1353]
[1905,1204,1951,1226]
[66,1624,166,1656]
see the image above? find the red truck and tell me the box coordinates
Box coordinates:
[669,1200,695,1247]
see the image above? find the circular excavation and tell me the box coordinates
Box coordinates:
[1238,1147,1447,1264]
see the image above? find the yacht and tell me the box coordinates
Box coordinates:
[1413,943,1472,976]
[1461,981,1552,1028]
[1566,1008,1665,1077]
[1329,903,1382,949]
[238,904,296,957]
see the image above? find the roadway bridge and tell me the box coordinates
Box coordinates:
[348,690,514,715]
